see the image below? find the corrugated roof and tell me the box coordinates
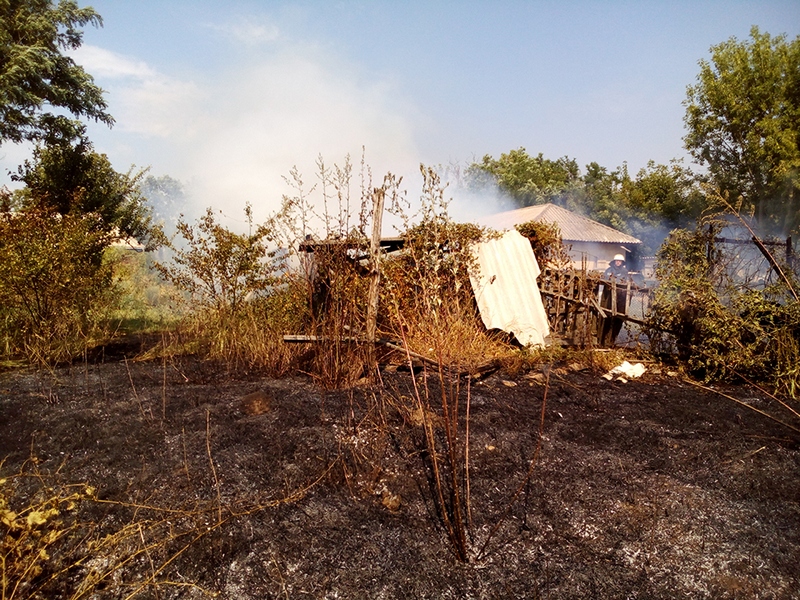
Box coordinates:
[480,203,642,245]
[469,230,549,347]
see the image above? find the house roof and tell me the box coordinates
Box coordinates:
[479,203,642,245]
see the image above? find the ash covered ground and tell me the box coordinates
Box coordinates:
[1,344,798,599]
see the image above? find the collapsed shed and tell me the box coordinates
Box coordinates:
[295,229,551,350]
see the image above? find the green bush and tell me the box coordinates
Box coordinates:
[646,226,800,394]
[0,210,115,365]
[154,204,278,313]
[153,205,306,373]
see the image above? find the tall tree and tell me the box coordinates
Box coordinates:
[139,174,186,232]
[616,161,707,254]
[684,27,800,235]
[466,147,580,207]
[624,161,705,226]
[12,132,151,242]
[0,0,113,144]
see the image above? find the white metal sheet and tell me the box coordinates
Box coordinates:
[470,230,550,347]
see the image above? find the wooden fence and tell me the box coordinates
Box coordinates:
[537,267,650,348]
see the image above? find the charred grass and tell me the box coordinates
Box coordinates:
[1,350,799,599]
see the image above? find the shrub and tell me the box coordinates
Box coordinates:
[153,204,305,373]
[646,225,800,393]
[515,219,572,270]
[0,209,115,365]
[381,166,508,371]
[154,204,278,314]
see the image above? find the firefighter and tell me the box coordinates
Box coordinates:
[603,253,628,280]
[599,254,629,345]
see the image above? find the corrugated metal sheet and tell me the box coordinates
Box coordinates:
[480,203,642,245]
[469,230,549,347]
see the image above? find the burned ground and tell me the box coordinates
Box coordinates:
[1,349,798,599]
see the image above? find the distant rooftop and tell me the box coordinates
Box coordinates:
[479,203,642,245]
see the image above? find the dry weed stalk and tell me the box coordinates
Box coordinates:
[380,168,550,561]
[1,454,333,599]
[205,409,223,524]
[396,330,552,563]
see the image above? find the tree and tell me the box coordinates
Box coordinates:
[0,0,113,144]
[624,160,706,226]
[569,161,627,228]
[466,147,580,207]
[684,26,800,235]
[139,174,186,232]
[12,132,152,242]
[613,160,707,254]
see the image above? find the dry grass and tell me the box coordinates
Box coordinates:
[1,454,330,600]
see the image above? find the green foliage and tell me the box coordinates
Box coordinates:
[624,161,706,225]
[0,0,112,144]
[154,205,278,314]
[647,226,800,392]
[0,128,152,366]
[647,227,734,374]
[608,161,705,254]
[568,161,625,224]
[13,134,152,241]
[0,209,115,365]
[152,205,304,373]
[466,147,580,207]
[684,27,800,235]
[515,219,571,270]
[395,167,483,317]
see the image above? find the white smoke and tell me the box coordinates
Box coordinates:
[71,30,422,229]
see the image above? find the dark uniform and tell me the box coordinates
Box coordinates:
[599,256,628,345]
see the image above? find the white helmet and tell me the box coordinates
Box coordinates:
[613,254,625,262]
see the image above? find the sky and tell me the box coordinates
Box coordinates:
[1,0,799,226]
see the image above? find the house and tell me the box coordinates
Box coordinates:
[478,203,642,271]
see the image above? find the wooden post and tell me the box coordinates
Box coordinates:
[366,186,386,363]
[752,235,799,301]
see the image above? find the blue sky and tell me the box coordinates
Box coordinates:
[2,0,799,222]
